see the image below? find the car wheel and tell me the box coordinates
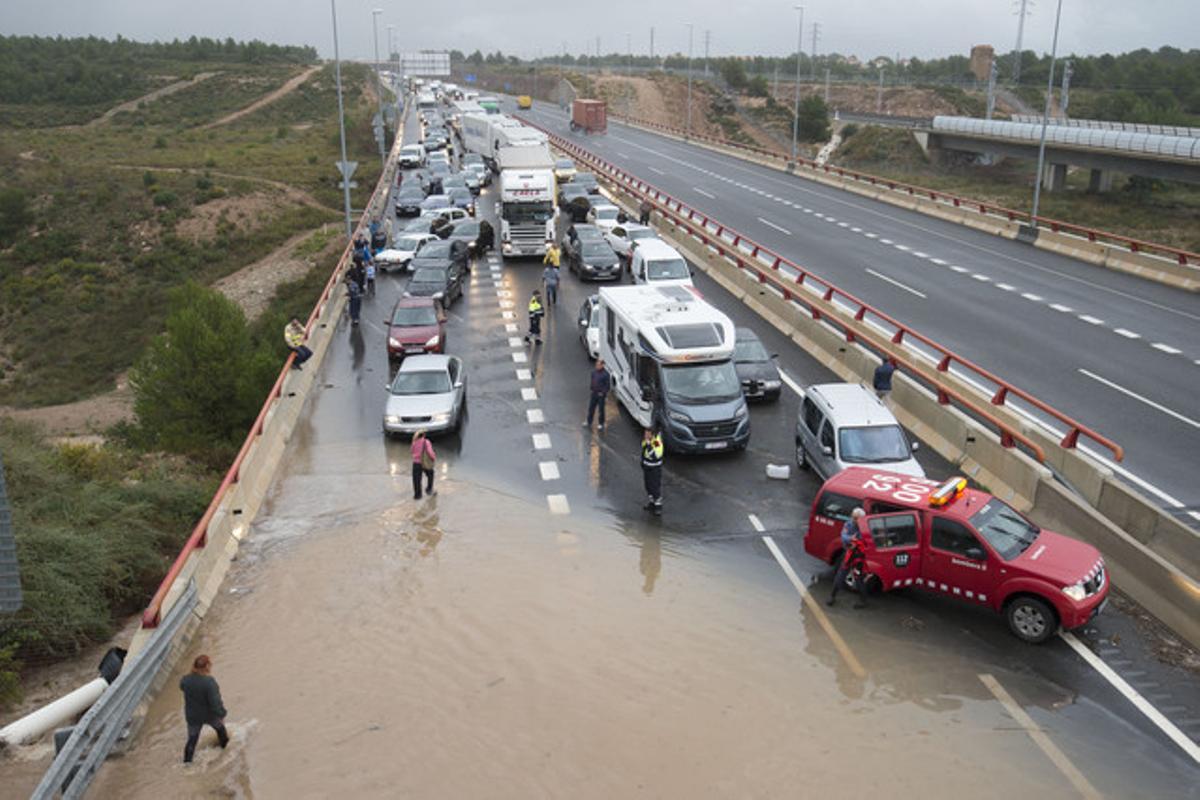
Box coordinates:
[1006,596,1057,644]
[796,444,809,470]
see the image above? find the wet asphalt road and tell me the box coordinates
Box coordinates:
[76,104,1200,799]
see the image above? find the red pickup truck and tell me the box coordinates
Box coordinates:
[806,468,1109,643]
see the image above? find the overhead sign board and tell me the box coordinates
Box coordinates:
[400,51,450,77]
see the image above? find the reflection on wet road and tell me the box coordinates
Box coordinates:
[84,106,1200,800]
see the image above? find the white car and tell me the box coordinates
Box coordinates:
[577,295,601,360]
[379,232,438,272]
[605,223,660,263]
[630,239,693,288]
[419,207,471,226]
[586,203,622,233]
[398,144,424,169]
[424,151,450,168]
[382,354,467,437]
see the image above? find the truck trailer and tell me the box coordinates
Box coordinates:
[571,99,607,134]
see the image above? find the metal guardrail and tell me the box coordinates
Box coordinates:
[32,580,198,799]
[524,117,1125,464]
[602,111,1200,269]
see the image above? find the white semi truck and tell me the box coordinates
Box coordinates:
[497,145,557,258]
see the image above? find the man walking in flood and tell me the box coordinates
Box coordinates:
[180,654,229,763]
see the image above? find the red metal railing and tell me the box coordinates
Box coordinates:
[141,127,403,629]
[605,113,1199,270]
[525,118,1125,465]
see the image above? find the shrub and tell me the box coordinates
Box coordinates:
[841,123,860,139]
[152,190,177,207]
[0,187,31,246]
[142,170,157,188]
[798,94,831,142]
[153,135,167,149]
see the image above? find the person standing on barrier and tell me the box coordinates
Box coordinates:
[873,358,896,401]
[639,198,653,226]
[180,654,229,763]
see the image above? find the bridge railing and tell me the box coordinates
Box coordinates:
[598,111,1200,269]
[525,117,1124,465]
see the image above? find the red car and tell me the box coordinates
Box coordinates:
[806,468,1108,643]
[386,297,445,364]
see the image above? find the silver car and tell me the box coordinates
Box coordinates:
[383,354,466,436]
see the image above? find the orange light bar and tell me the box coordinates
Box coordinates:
[929,477,967,508]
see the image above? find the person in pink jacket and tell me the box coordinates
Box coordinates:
[411,430,436,499]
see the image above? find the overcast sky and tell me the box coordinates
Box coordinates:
[2,1,1195,62]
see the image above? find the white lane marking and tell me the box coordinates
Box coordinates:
[930,257,947,265]
[949,265,969,273]
[521,387,538,401]
[756,217,792,236]
[526,408,545,424]
[532,433,551,450]
[1021,292,1043,302]
[778,368,805,397]
[538,461,560,481]
[502,310,515,319]
[648,166,666,175]
[978,673,1102,798]
[508,337,523,348]
[1114,328,1141,339]
[1049,303,1073,313]
[1060,632,1200,766]
[547,494,571,514]
[912,250,929,258]
[499,299,514,308]
[761,535,867,679]
[863,231,877,238]
[516,368,532,381]
[505,323,519,333]
[838,222,850,228]
[1078,315,1104,325]
[824,216,837,223]
[866,268,927,299]
[894,244,910,252]
[617,151,630,158]
[850,226,862,233]
[747,514,765,532]
[879,238,893,245]
[512,352,528,363]
[693,187,716,199]
[1152,343,1182,355]
[1078,369,1200,431]
[996,283,1017,291]
[971,274,991,282]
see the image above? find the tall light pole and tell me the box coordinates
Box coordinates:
[371,8,384,169]
[791,5,804,162]
[686,23,694,138]
[1030,0,1064,225]
[331,0,353,238]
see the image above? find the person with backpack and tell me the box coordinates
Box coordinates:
[411,430,436,499]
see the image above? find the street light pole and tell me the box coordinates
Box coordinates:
[1030,0,1064,226]
[371,8,384,169]
[686,23,694,139]
[791,5,804,162]
[331,0,353,238]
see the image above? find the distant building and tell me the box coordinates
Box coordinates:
[970,45,995,82]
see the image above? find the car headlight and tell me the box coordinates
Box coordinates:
[388,337,402,348]
[734,403,749,419]
[430,412,451,423]
[763,379,782,389]
[1062,584,1087,601]
[432,291,444,299]
[667,410,691,424]
[425,335,440,347]
[384,415,401,424]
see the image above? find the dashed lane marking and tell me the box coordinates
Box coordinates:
[1078,369,1200,431]
[516,368,532,380]
[508,337,523,348]
[1021,292,1043,302]
[1049,303,1073,313]
[538,461,560,481]
[521,387,538,401]
[1078,315,1104,325]
[894,244,910,252]
[693,187,717,199]
[866,268,927,299]
[505,323,519,333]
[1114,328,1141,339]
[930,257,947,265]
[547,494,571,514]
[757,217,792,236]
[978,673,1102,799]
[502,311,515,319]
[863,231,877,238]
[512,352,528,363]
[949,265,969,273]
[761,533,867,679]
[1152,343,1182,355]
[532,433,551,450]
[879,238,893,245]
[648,166,666,175]
[778,368,804,397]
[971,274,991,282]
[996,283,1016,291]
[526,408,545,424]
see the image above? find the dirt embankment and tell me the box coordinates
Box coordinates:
[84,72,220,127]
[201,64,322,129]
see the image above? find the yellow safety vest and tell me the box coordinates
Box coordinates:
[642,437,664,467]
[529,298,543,314]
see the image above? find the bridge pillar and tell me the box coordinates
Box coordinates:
[1041,162,1067,192]
[1088,168,1114,193]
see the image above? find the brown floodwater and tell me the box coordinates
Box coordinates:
[73,461,1075,800]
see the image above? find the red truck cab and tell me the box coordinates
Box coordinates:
[805,468,1108,643]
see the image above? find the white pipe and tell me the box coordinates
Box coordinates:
[0,677,107,747]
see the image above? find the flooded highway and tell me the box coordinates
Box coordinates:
[71,109,1200,799]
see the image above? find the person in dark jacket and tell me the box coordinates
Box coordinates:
[584,358,611,430]
[873,358,897,400]
[180,654,228,763]
[828,513,869,609]
[641,428,664,514]
[477,219,494,253]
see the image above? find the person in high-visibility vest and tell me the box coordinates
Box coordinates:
[641,428,664,514]
[524,290,545,345]
[284,318,312,370]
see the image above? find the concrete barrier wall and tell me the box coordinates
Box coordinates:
[595,172,1200,649]
[614,118,1200,292]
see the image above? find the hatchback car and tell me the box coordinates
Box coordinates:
[567,237,621,281]
[421,194,452,212]
[405,264,464,305]
[586,203,622,233]
[394,185,426,217]
[733,328,782,402]
[446,187,476,216]
[605,223,659,263]
[386,297,445,363]
[382,354,466,436]
[412,238,470,274]
[554,158,577,182]
[795,383,923,480]
[577,295,600,359]
[381,232,438,272]
[398,144,424,169]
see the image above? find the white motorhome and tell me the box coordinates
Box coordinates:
[498,145,557,258]
[598,285,750,453]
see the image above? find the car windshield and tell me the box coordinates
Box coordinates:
[423,195,449,206]
[397,236,427,251]
[582,242,613,258]
[391,306,439,326]
[661,361,742,404]
[464,155,483,165]
[452,222,480,237]
[411,267,447,283]
[556,159,574,169]
[398,188,424,200]
[575,174,596,184]
[970,499,1041,561]
[594,207,618,220]
[629,229,656,241]
[419,241,452,257]
[449,190,471,201]
[734,337,770,362]
[590,305,600,325]
[391,370,451,395]
[503,201,554,224]
[838,425,911,464]
[647,258,690,280]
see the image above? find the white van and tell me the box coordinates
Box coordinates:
[630,240,693,288]
[794,383,923,480]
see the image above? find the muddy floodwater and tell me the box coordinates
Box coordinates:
[84,458,1077,800]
